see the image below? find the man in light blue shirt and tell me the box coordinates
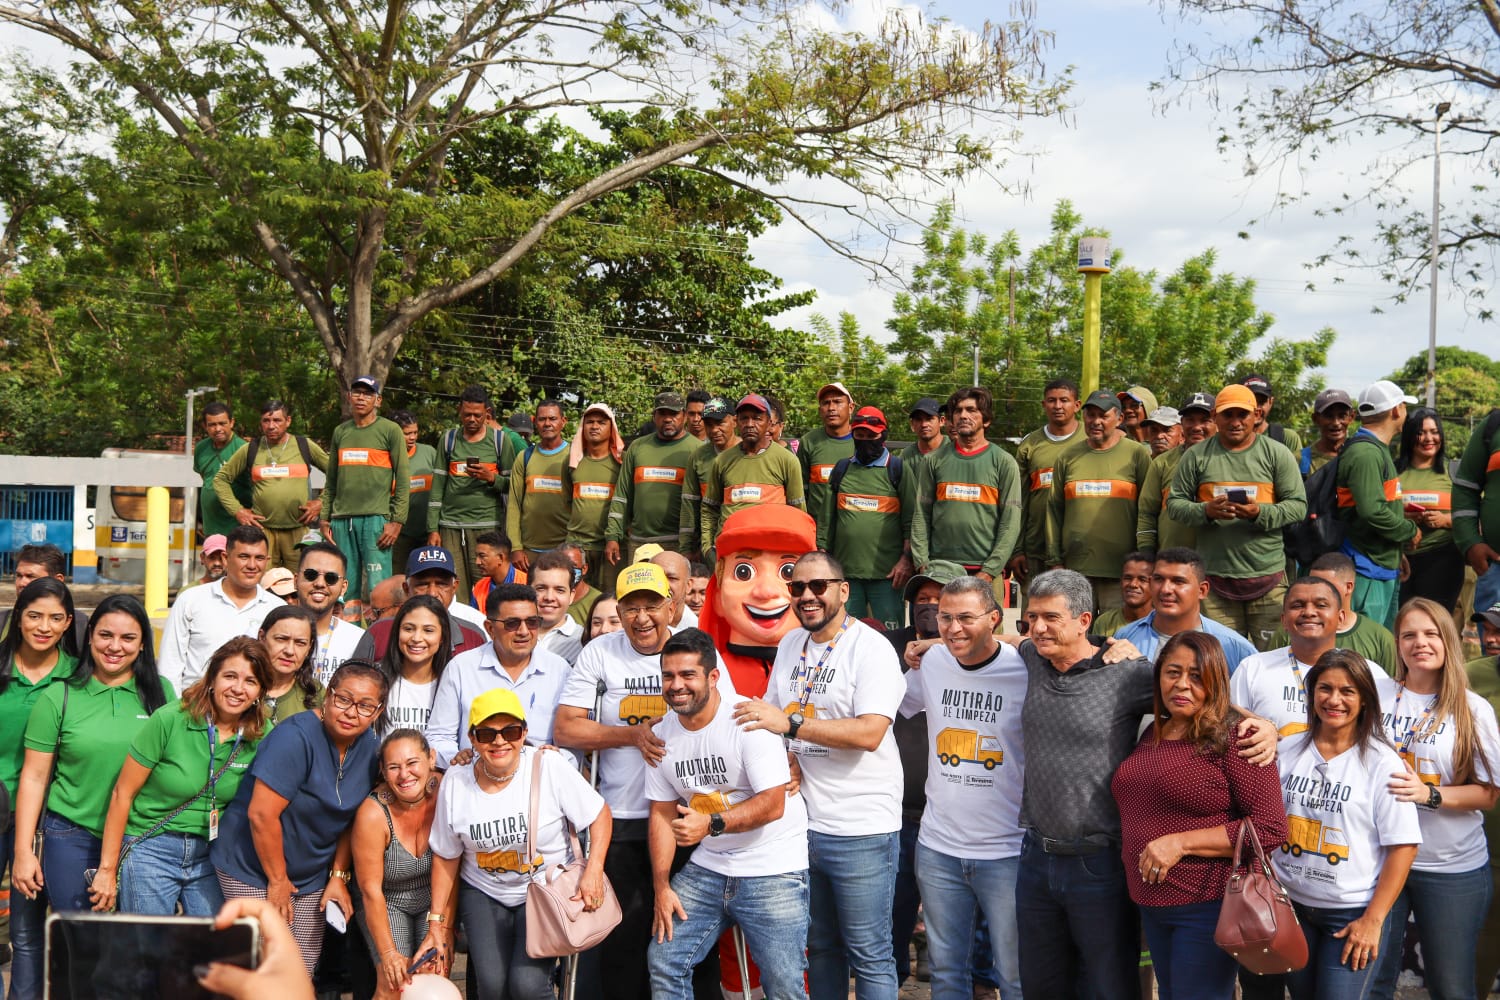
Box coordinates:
[1112,546,1257,669]
[423,581,570,765]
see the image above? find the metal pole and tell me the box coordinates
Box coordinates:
[183,390,196,590]
[1427,102,1449,409]
[566,679,607,1000]
[1082,273,1103,395]
[972,340,980,387]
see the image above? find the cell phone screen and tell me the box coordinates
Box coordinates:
[1226,489,1248,504]
[46,912,258,999]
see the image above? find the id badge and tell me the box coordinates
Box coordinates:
[208,808,220,842]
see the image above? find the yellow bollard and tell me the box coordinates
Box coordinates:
[145,486,170,619]
[1082,272,1103,395]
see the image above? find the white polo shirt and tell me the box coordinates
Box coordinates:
[159,580,284,692]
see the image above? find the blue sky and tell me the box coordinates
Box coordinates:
[758,0,1495,397]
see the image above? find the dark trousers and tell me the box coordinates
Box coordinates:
[1015,833,1140,1000]
[581,821,717,1000]
[1400,543,1466,613]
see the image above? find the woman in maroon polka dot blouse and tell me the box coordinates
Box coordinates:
[1112,630,1289,999]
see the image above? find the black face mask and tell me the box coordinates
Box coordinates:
[913,604,940,638]
[853,436,886,465]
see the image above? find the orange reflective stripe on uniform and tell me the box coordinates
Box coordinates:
[449,460,497,477]
[724,483,787,505]
[1488,451,1500,474]
[573,482,614,501]
[1336,477,1401,508]
[1195,481,1276,503]
[939,482,1000,505]
[409,474,433,493]
[1028,468,1054,492]
[1063,480,1138,501]
[251,463,310,482]
[810,464,835,484]
[526,475,564,495]
[837,493,901,514]
[1400,490,1451,510]
[338,448,392,468]
[635,466,685,485]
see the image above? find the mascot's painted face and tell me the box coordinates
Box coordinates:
[715,548,800,648]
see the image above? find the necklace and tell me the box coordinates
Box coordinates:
[478,758,518,785]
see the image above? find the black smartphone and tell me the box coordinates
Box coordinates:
[1226,488,1249,504]
[45,912,259,999]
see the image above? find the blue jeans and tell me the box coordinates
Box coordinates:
[1476,563,1500,624]
[1,821,48,1000]
[892,817,921,982]
[807,829,899,1000]
[1370,863,1491,1000]
[40,812,101,914]
[647,862,810,1000]
[1140,900,1239,1000]
[914,843,1020,1000]
[1015,833,1140,1000]
[119,832,224,917]
[456,881,554,1000]
[1287,901,1399,1000]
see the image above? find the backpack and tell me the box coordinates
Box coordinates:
[244,434,317,499]
[825,454,904,551]
[1284,435,1382,568]
[443,427,506,472]
[1267,423,1287,446]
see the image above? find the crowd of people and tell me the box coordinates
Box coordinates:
[1,370,1500,1000]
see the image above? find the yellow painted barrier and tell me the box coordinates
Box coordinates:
[145,486,170,618]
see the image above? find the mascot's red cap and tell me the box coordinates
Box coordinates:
[699,505,817,697]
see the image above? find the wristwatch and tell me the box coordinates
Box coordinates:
[786,712,805,740]
[426,912,446,924]
[709,813,727,837]
[330,869,352,883]
[1425,784,1443,810]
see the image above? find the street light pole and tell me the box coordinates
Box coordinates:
[1426,102,1450,409]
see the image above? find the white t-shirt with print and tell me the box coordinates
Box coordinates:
[311,618,367,687]
[1230,647,1380,739]
[1273,734,1423,908]
[644,698,808,876]
[1375,676,1500,872]
[386,676,437,731]
[428,746,606,906]
[559,628,738,819]
[766,617,904,836]
[899,642,1028,860]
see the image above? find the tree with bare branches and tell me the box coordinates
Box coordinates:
[0,0,1069,390]
[1164,0,1500,312]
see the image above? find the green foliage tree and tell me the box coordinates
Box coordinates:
[0,0,1069,395]
[1164,0,1500,311]
[887,201,1336,441]
[1387,348,1500,454]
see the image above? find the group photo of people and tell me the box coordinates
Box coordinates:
[4,370,1500,1000]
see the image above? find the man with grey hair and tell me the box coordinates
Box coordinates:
[650,548,699,629]
[898,573,1028,996]
[1014,568,1277,999]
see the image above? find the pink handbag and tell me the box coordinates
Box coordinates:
[523,748,621,958]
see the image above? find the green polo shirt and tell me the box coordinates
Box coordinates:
[24,674,176,837]
[268,679,323,725]
[0,653,76,803]
[126,701,263,838]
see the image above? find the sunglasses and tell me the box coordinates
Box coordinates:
[788,578,844,598]
[301,568,342,586]
[471,723,525,744]
[491,615,543,632]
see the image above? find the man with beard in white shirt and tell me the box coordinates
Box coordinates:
[734,550,905,1000]
[646,627,809,999]
[290,540,365,686]
[554,562,738,1000]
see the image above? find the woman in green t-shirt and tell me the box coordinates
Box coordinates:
[90,635,272,916]
[0,577,79,999]
[1397,407,1465,612]
[11,595,173,920]
[258,604,323,723]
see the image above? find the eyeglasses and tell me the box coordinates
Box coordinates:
[491,615,543,632]
[301,568,342,586]
[788,579,844,598]
[472,724,525,744]
[327,690,382,718]
[619,600,668,619]
[938,613,990,627]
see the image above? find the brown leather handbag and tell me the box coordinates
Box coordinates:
[1213,820,1309,975]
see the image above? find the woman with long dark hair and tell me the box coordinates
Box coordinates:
[1396,407,1465,611]
[1113,631,1288,999]
[379,595,452,731]
[12,594,173,923]
[257,605,322,723]
[0,578,80,998]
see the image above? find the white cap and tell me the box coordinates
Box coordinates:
[1356,380,1417,419]
[1143,406,1181,428]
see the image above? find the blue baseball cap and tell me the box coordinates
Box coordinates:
[406,545,457,577]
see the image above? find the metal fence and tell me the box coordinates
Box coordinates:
[0,486,74,577]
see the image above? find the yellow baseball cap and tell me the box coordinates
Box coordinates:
[617,562,672,602]
[468,688,527,729]
[632,543,665,562]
